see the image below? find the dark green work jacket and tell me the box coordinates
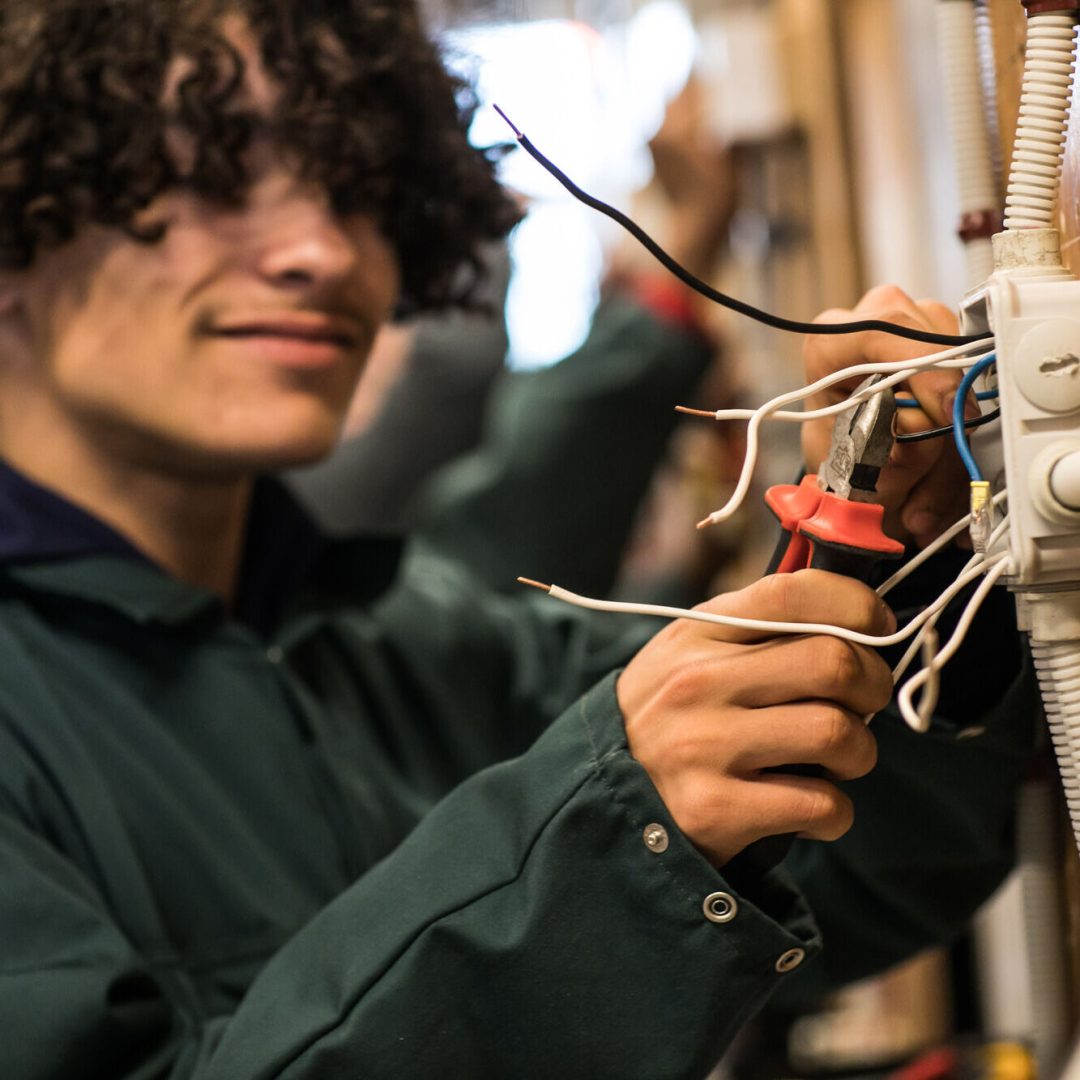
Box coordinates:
[1,521,821,1079]
[0,508,1037,1080]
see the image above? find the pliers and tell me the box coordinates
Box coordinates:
[764,374,905,582]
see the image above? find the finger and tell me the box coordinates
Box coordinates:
[696,571,895,645]
[805,285,951,389]
[874,419,948,517]
[802,292,958,473]
[719,635,894,715]
[803,321,943,401]
[755,773,856,842]
[914,297,960,335]
[723,703,878,779]
[714,774,856,851]
[901,363,968,428]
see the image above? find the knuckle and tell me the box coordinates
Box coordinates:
[863,283,910,312]
[674,782,721,842]
[663,728,709,773]
[867,660,895,712]
[660,660,712,711]
[821,714,879,778]
[814,635,860,690]
[807,704,852,760]
[917,298,958,331]
[855,727,879,776]
[853,589,888,634]
[757,573,802,622]
[803,785,854,840]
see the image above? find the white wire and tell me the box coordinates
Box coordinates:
[535,553,1009,650]
[699,345,994,528]
[897,557,1013,731]
[710,355,983,424]
[890,513,1010,686]
[876,489,1008,598]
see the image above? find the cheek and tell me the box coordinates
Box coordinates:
[349,222,402,322]
[50,287,177,396]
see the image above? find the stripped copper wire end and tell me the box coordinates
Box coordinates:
[517,577,552,593]
[493,103,524,140]
[675,406,716,418]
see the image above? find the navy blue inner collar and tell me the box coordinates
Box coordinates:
[0,461,402,636]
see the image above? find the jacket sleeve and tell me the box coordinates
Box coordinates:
[416,295,714,596]
[0,561,817,1080]
[203,671,822,1080]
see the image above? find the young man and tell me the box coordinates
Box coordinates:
[0,2,1033,1077]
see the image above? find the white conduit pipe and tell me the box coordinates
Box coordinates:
[1029,634,1080,849]
[1003,13,1078,229]
[937,0,997,285]
[973,1,1004,193]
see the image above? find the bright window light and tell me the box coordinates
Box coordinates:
[445,2,697,370]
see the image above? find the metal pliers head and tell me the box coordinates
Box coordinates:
[816,374,897,504]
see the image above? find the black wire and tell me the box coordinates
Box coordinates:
[894,408,1001,444]
[494,107,989,349]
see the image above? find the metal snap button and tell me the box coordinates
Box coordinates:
[702,891,738,923]
[643,824,669,853]
[775,947,806,973]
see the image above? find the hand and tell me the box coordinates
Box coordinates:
[617,571,895,867]
[646,76,736,281]
[802,285,972,549]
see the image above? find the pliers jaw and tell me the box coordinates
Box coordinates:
[816,374,897,504]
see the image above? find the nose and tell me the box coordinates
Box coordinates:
[251,177,362,291]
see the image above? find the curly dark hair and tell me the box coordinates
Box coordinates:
[0,0,521,313]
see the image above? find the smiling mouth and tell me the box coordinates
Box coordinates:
[213,325,357,348]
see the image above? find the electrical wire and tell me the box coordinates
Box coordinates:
[695,347,993,529]
[897,557,1012,731]
[876,488,1008,597]
[493,105,990,349]
[682,351,982,426]
[896,407,1000,445]
[889,512,1010,687]
[954,354,997,481]
[896,387,998,406]
[518,554,1007,652]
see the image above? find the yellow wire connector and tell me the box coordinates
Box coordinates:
[969,480,993,553]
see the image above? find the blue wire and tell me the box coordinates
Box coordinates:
[896,388,997,407]
[954,354,996,482]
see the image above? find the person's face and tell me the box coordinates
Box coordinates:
[0,25,401,478]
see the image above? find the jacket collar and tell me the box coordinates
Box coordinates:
[0,462,404,634]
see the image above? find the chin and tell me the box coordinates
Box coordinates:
[206,415,346,474]
[243,433,341,472]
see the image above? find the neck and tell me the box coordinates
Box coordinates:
[1,424,254,603]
